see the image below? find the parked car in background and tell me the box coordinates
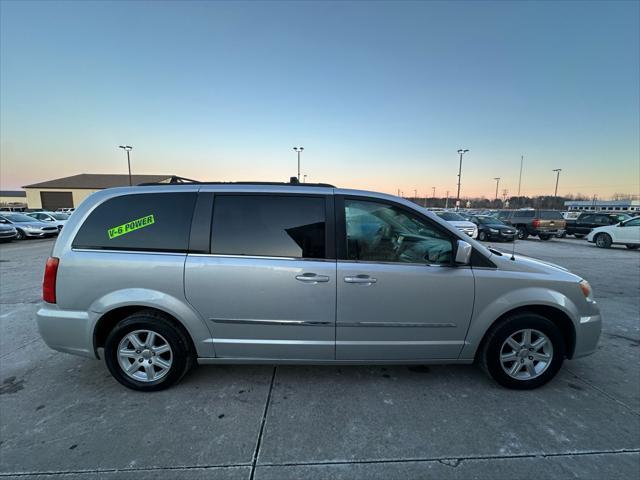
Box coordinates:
[27,211,70,231]
[566,213,631,238]
[37,182,601,392]
[0,206,26,212]
[587,217,640,249]
[503,209,566,240]
[470,215,516,242]
[433,211,478,238]
[562,211,581,221]
[55,208,75,214]
[0,213,59,240]
[0,223,18,242]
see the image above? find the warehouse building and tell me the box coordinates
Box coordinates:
[564,199,640,212]
[0,190,27,207]
[22,174,176,210]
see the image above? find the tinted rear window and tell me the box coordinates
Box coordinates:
[73,192,197,252]
[540,210,564,220]
[211,195,326,259]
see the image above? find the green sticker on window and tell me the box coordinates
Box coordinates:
[108,214,155,239]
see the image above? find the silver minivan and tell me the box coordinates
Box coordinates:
[37,182,601,391]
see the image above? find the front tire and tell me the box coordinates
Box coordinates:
[516,227,529,240]
[480,313,565,390]
[478,231,487,241]
[104,310,194,391]
[15,229,25,240]
[595,233,612,249]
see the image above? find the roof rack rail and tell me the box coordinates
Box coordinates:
[137,176,336,188]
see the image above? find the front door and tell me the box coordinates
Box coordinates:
[336,198,474,360]
[185,193,336,359]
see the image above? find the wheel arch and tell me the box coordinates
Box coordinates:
[473,305,576,361]
[94,306,199,359]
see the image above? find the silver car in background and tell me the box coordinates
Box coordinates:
[36,182,601,391]
[0,212,59,240]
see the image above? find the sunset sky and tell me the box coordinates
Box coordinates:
[1,1,638,199]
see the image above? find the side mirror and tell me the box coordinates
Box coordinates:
[455,240,473,265]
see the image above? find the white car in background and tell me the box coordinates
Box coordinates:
[433,211,479,239]
[27,211,70,231]
[587,216,640,249]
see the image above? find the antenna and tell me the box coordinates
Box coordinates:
[510,232,517,261]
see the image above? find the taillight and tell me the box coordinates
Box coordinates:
[532,218,540,229]
[43,257,59,303]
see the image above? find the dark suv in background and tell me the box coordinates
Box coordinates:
[503,209,566,240]
[566,212,630,238]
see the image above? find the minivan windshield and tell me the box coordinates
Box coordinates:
[436,211,466,221]
[1,213,37,223]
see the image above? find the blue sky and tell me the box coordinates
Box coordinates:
[1,0,638,198]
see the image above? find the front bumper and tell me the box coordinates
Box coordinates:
[572,312,602,359]
[36,304,96,358]
[24,230,58,237]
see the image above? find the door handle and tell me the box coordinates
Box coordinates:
[295,273,330,283]
[344,275,377,285]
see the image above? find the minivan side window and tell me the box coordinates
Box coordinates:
[72,192,197,252]
[211,195,326,259]
[344,200,452,265]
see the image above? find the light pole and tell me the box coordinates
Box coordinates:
[493,177,501,200]
[432,186,436,198]
[118,145,133,186]
[293,147,304,181]
[456,149,469,209]
[518,155,524,196]
[303,175,307,183]
[552,169,562,197]
[445,190,449,209]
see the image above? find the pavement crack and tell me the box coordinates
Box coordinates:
[249,366,277,480]
[565,367,640,416]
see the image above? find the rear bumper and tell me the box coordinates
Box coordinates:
[36,304,96,358]
[572,313,602,359]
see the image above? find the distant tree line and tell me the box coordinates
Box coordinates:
[406,195,590,210]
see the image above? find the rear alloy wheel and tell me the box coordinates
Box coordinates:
[595,233,612,249]
[516,227,529,240]
[478,231,487,241]
[15,229,25,240]
[104,310,194,391]
[480,312,565,389]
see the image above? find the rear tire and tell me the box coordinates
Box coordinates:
[480,313,565,390]
[595,233,612,249]
[104,310,194,391]
[516,227,529,240]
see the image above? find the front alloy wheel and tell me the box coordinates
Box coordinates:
[499,329,553,380]
[517,227,529,240]
[595,233,612,248]
[481,312,564,389]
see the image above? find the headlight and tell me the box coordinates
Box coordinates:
[579,280,593,301]
[489,228,499,233]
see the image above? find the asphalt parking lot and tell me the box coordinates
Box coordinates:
[0,237,638,479]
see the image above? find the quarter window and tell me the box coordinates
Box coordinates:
[72,192,197,252]
[345,200,453,265]
[211,195,326,259]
